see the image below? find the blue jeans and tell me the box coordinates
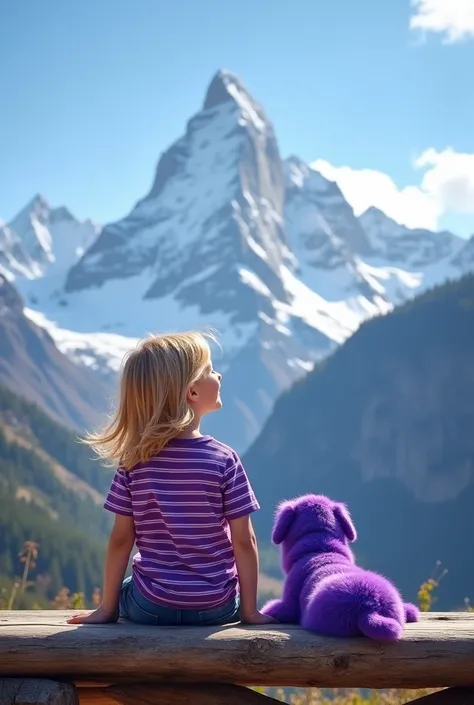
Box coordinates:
[119,576,240,626]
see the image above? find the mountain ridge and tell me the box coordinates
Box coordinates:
[0,274,112,431]
[1,69,473,451]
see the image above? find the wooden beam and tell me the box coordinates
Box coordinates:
[1,612,474,688]
[78,684,281,705]
[0,679,78,705]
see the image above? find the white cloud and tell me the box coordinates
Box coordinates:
[410,0,474,43]
[312,159,440,230]
[311,147,474,231]
[415,148,474,211]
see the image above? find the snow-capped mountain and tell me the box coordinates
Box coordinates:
[0,219,37,279]
[357,206,468,304]
[2,195,100,283]
[451,233,474,273]
[1,70,472,451]
[284,157,392,333]
[0,197,116,378]
[360,206,460,265]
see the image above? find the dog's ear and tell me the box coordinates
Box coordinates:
[334,503,357,542]
[272,502,296,545]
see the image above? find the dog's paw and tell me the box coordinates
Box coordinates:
[261,599,297,624]
[261,598,283,617]
[358,612,403,642]
[404,602,419,623]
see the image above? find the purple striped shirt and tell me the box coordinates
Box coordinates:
[103,435,260,609]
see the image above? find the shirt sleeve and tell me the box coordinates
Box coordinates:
[103,468,133,516]
[222,453,260,520]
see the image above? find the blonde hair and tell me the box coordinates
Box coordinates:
[84,331,215,470]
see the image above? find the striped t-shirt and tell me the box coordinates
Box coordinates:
[103,435,260,609]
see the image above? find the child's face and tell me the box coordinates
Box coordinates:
[188,361,222,417]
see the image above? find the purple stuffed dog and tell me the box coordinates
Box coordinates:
[262,494,419,641]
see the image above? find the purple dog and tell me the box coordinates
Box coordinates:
[262,494,419,641]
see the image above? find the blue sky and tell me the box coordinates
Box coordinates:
[1,0,473,236]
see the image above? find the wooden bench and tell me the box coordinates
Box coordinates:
[1,611,474,705]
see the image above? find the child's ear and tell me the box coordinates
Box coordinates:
[186,386,198,403]
[272,502,296,545]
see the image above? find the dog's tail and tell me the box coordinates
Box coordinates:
[357,612,403,642]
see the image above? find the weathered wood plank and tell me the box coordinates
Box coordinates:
[1,612,474,688]
[0,679,78,705]
[78,684,280,705]
[1,610,468,626]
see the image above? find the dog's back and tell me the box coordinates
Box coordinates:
[263,494,419,641]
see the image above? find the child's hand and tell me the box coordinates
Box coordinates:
[241,609,278,625]
[67,604,119,625]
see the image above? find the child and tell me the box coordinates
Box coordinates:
[67,331,274,626]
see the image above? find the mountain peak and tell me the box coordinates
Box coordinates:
[9,194,51,231]
[358,206,409,236]
[11,196,80,230]
[27,193,50,215]
[285,156,342,199]
[202,69,269,134]
[285,155,307,170]
[2,195,99,279]
[360,205,391,221]
[203,69,247,110]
